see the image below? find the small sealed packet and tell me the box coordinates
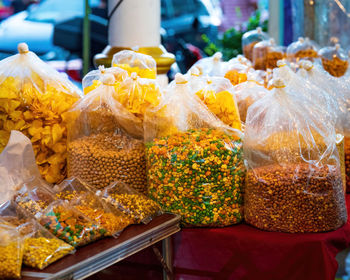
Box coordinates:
[54,177,95,201]
[98,181,162,224]
[0,222,24,279]
[14,177,55,218]
[39,200,108,247]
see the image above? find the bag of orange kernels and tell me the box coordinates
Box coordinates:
[0,43,81,184]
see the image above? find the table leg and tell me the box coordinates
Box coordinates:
[162,237,173,280]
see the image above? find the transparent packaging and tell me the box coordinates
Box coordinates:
[319,44,349,77]
[189,52,227,77]
[224,63,249,86]
[0,43,81,184]
[189,76,242,131]
[67,74,157,193]
[144,74,245,227]
[244,78,347,233]
[82,66,128,95]
[99,181,162,224]
[0,223,24,279]
[112,50,157,79]
[39,200,107,247]
[228,55,252,67]
[242,27,269,62]
[54,177,95,201]
[253,39,286,70]
[287,37,319,62]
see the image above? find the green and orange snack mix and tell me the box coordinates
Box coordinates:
[146,128,245,227]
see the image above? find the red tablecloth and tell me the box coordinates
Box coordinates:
[174,195,350,280]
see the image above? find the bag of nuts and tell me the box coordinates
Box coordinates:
[144,74,245,227]
[54,177,96,201]
[112,50,157,79]
[98,181,162,224]
[67,72,162,194]
[0,222,24,279]
[0,43,82,184]
[244,77,347,233]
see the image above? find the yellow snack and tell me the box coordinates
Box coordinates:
[0,43,81,183]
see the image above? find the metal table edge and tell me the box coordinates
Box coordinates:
[46,214,181,280]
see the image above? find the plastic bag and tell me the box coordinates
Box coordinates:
[14,177,55,218]
[83,65,128,95]
[67,74,152,193]
[228,55,252,67]
[39,200,107,247]
[189,75,242,131]
[319,44,349,77]
[242,27,269,62]
[244,77,347,233]
[189,52,227,77]
[223,63,249,86]
[252,39,286,70]
[286,37,319,62]
[98,181,162,224]
[0,130,41,205]
[234,72,269,123]
[112,50,157,79]
[54,177,133,236]
[144,74,245,227]
[0,43,81,184]
[0,222,24,278]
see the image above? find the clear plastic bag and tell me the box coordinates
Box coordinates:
[14,177,55,218]
[0,43,82,184]
[242,27,269,62]
[98,181,162,224]
[189,52,227,77]
[144,74,245,227]
[0,223,24,278]
[244,77,347,233]
[223,63,249,86]
[234,72,269,123]
[67,74,152,193]
[112,50,157,79]
[319,44,349,77]
[82,65,128,95]
[189,75,242,131]
[54,177,95,201]
[69,192,133,237]
[252,39,286,70]
[228,55,252,67]
[39,200,107,247]
[287,37,319,62]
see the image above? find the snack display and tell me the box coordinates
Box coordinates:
[100,181,162,224]
[319,44,349,77]
[242,27,269,62]
[253,39,286,70]
[0,223,24,279]
[191,76,242,131]
[287,37,319,62]
[67,74,151,193]
[112,50,157,79]
[39,201,107,247]
[0,43,81,184]
[144,74,245,227]
[244,78,347,233]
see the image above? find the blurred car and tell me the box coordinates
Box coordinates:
[0,0,220,54]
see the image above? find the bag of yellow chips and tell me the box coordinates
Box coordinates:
[188,75,242,131]
[0,222,24,279]
[82,65,128,95]
[0,43,81,184]
[112,50,157,79]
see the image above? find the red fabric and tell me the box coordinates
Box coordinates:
[174,195,350,280]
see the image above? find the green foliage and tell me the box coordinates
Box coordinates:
[203,11,268,61]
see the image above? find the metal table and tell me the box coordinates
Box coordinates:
[21,213,181,280]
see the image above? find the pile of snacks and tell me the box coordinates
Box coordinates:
[100,181,161,224]
[244,78,347,233]
[0,43,81,184]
